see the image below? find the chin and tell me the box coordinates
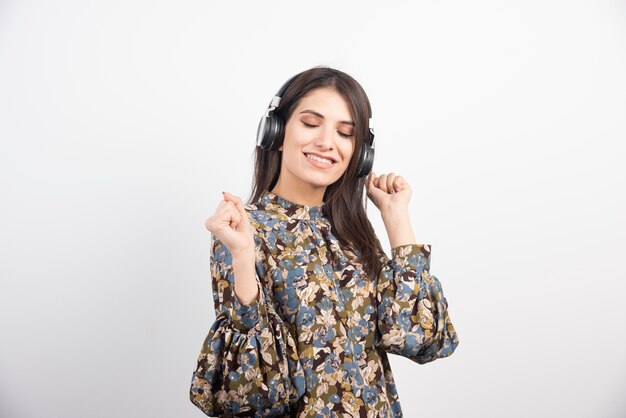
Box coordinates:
[297,175,333,188]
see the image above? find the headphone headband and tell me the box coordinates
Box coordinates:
[268,73,299,110]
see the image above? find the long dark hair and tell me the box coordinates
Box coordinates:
[246,65,385,280]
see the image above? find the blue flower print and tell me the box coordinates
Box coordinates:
[297,306,316,328]
[362,385,379,407]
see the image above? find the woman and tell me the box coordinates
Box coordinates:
[190,66,459,417]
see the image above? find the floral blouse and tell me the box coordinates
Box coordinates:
[190,190,459,417]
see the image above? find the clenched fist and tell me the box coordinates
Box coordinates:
[366,171,412,214]
[204,191,256,257]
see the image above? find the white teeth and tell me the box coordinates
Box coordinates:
[305,153,334,165]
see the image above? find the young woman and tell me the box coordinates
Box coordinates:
[190,66,459,417]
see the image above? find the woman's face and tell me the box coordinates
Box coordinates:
[278,87,356,190]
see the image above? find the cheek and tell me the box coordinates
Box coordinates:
[343,142,356,164]
[284,126,310,150]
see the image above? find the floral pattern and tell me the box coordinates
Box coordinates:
[190,190,459,417]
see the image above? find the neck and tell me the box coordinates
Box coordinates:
[270,177,326,206]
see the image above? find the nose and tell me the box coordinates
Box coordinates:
[313,125,335,150]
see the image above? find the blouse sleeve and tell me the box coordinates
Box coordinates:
[375,243,459,364]
[189,232,306,417]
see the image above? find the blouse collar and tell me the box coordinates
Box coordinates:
[255,189,327,221]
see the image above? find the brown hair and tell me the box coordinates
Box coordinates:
[246,65,385,280]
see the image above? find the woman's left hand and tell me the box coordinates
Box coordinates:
[366,171,412,214]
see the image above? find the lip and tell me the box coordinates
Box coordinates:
[303,152,337,163]
[303,152,336,169]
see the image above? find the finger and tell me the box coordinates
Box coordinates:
[224,192,247,221]
[372,174,380,187]
[386,172,397,193]
[217,197,240,228]
[366,171,376,191]
[397,176,410,191]
[223,201,241,229]
[223,191,250,231]
[393,175,406,192]
[377,173,388,192]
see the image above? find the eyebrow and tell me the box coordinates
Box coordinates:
[299,109,355,127]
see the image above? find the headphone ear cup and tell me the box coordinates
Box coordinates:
[257,114,285,151]
[356,143,375,178]
[268,115,285,150]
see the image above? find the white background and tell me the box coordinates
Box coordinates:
[1,1,625,417]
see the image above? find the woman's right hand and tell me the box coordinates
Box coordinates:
[204,191,256,257]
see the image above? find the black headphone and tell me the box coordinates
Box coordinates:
[256,72,375,178]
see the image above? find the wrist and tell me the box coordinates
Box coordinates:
[381,206,410,224]
[231,247,256,262]
[381,207,417,248]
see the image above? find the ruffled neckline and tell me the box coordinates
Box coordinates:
[255,189,327,221]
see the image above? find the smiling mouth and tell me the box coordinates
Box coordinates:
[303,153,336,165]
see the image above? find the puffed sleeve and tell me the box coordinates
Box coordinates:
[189,232,306,417]
[375,243,459,364]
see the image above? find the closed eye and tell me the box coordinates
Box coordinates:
[301,121,353,139]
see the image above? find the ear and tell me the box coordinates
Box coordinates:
[278,145,283,151]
